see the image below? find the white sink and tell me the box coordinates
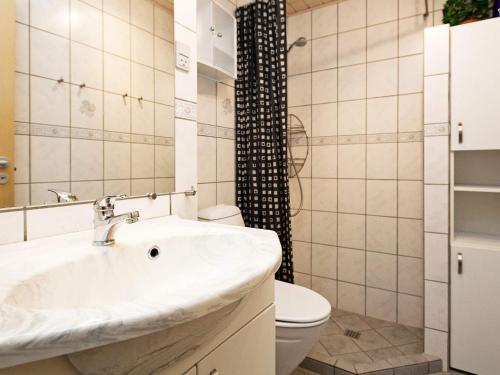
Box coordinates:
[0,216,281,369]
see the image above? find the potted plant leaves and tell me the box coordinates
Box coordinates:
[443,0,492,25]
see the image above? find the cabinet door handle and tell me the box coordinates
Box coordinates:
[210,25,215,32]
[458,122,463,144]
[217,32,223,37]
[457,252,463,274]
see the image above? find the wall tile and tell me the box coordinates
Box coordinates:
[71,42,103,90]
[367,0,397,26]
[399,0,431,18]
[312,103,337,137]
[424,74,448,124]
[175,119,197,192]
[71,0,102,49]
[312,4,337,38]
[338,179,365,214]
[338,213,365,250]
[131,63,154,101]
[131,143,154,178]
[292,210,311,242]
[338,247,365,284]
[367,287,397,322]
[104,0,130,21]
[398,218,424,257]
[104,53,131,95]
[14,135,30,184]
[290,42,312,74]
[197,137,217,183]
[424,135,449,184]
[338,100,366,135]
[367,180,397,216]
[398,141,423,180]
[399,93,423,132]
[31,137,70,183]
[131,0,154,32]
[104,141,131,179]
[367,143,397,180]
[312,35,337,72]
[367,251,397,290]
[424,184,448,233]
[312,211,337,245]
[398,294,423,327]
[288,11,311,43]
[338,29,366,67]
[71,180,103,201]
[104,92,131,132]
[312,179,337,212]
[16,23,29,74]
[288,74,311,107]
[217,182,235,206]
[131,98,154,135]
[398,256,424,296]
[312,277,338,308]
[154,37,174,74]
[291,177,311,210]
[131,26,154,67]
[155,71,175,105]
[366,216,397,254]
[399,16,431,56]
[312,145,338,178]
[367,59,397,97]
[197,183,216,210]
[173,0,196,32]
[399,54,424,94]
[197,77,217,125]
[424,328,448,368]
[312,244,337,279]
[154,145,174,178]
[71,139,103,181]
[0,211,24,245]
[424,24,450,75]
[338,64,366,101]
[31,29,70,82]
[155,4,174,42]
[294,241,312,274]
[31,0,69,37]
[367,96,398,134]
[103,14,130,58]
[425,280,448,331]
[398,180,423,219]
[217,83,235,128]
[338,0,366,32]
[216,138,235,182]
[338,281,365,315]
[26,204,94,240]
[312,69,338,104]
[367,21,398,62]
[424,232,448,282]
[31,182,70,205]
[31,77,70,126]
[338,144,366,178]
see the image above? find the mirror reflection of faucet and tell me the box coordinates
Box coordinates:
[48,189,78,203]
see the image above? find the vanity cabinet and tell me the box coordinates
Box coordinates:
[197,306,275,375]
[197,0,236,81]
[450,18,500,151]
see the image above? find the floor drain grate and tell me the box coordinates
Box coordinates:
[344,329,361,339]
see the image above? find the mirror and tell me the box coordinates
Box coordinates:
[0,0,175,208]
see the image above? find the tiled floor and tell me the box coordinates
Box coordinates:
[294,308,445,374]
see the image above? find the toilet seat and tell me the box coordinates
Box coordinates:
[275,280,331,328]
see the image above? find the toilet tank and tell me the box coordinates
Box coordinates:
[198,205,245,227]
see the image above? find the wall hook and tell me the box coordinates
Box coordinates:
[122,92,128,98]
[79,82,86,88]
[57,77,65,84]
[138,96,143,102]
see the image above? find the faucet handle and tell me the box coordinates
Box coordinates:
[94,195,126,209]
[48,189,78,203]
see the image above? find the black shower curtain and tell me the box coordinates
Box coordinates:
[235,0,293,283]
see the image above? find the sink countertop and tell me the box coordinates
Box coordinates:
[0,216,282,369]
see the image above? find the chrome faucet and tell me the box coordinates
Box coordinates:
[92,195,140,246]
[48,189,78,203]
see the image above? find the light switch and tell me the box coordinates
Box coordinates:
[175,41,191,72]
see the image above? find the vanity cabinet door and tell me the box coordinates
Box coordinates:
[197,306,275,375]
[450,18,500,151]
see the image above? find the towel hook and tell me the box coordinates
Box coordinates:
[57,77,64,84]
[79,82,86,88]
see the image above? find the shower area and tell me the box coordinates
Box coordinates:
[284,0,435,370]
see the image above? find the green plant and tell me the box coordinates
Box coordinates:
[443,0,492,26]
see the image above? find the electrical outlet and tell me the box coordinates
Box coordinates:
[175,41,191,72]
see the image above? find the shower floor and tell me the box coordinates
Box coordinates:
[296,308,443,375]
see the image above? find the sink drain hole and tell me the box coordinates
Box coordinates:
[148,246,160,259]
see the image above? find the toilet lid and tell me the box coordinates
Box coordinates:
[275,280,331,324]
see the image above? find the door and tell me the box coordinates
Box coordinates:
[450,245,500,374]
[197,306,275,375]
[0,0,15,207]
[450,18,500,151]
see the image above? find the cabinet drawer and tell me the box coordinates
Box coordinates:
[197,305,275,375]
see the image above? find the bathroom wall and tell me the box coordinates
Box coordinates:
[14,0,175,206]
[288,0,444,327]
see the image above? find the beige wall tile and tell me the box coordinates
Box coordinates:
[398,293,423,327]
[312,211,338,245]
[291,177,312,210]
[367,59,398,98]
[367,143,397,179]
[31,136,70,183]
[338,100,366,135]
[312,69,338,104]
[338,144,366,178]
[338,179,365,214]
[338,0,366,32]
[366,287,397,322]
[367,96,398,134]
[398,256,424,296]
[131,143,154,178]
[367,251,397,290]
[312,103,338,137]
[366,216,397,254]
[196,183,216,210]
[424,232,448,282]
[288,11,311,44]
[367,0,398,26]
[216,138,235,182]
[367,179,397,216]
[295,272,312,288]
[338,29,366,67]
[399,54,424,95]
[312,35,337,71]
[312,276,338,308]
[338,247,366,284]
[312,178,337,212]
[197,77,217,125]
[216,181,236,205]
[292,209,312,242]
[289,41,312,75]
[399,93,423,132]
[312,244,338,279]
[399,16,432,56]
[424,184,448,233]
[71,139,103,181]
[398,180,423,219]
[367,21,398,62]
[424,328,448,368]
[197,136,216,183]
[398,218,424,257]
[289,73,312,107]
[338,213,366,250]
[294,240,312,274]
[338,64,367,101]
[312,4,338,38]
[338,281,365,315]
[398,142,423,180]
[424,280,448,331]
[312,145,338,178]
[424,135,449,184]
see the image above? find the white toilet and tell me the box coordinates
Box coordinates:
[198,205,331,375]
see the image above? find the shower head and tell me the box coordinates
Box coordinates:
[287,37,307,53]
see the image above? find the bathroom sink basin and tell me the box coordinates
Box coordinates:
[0,216,281,369]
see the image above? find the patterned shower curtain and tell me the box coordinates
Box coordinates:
[235,0,293,283]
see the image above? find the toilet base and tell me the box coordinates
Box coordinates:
[275,321,327,375]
